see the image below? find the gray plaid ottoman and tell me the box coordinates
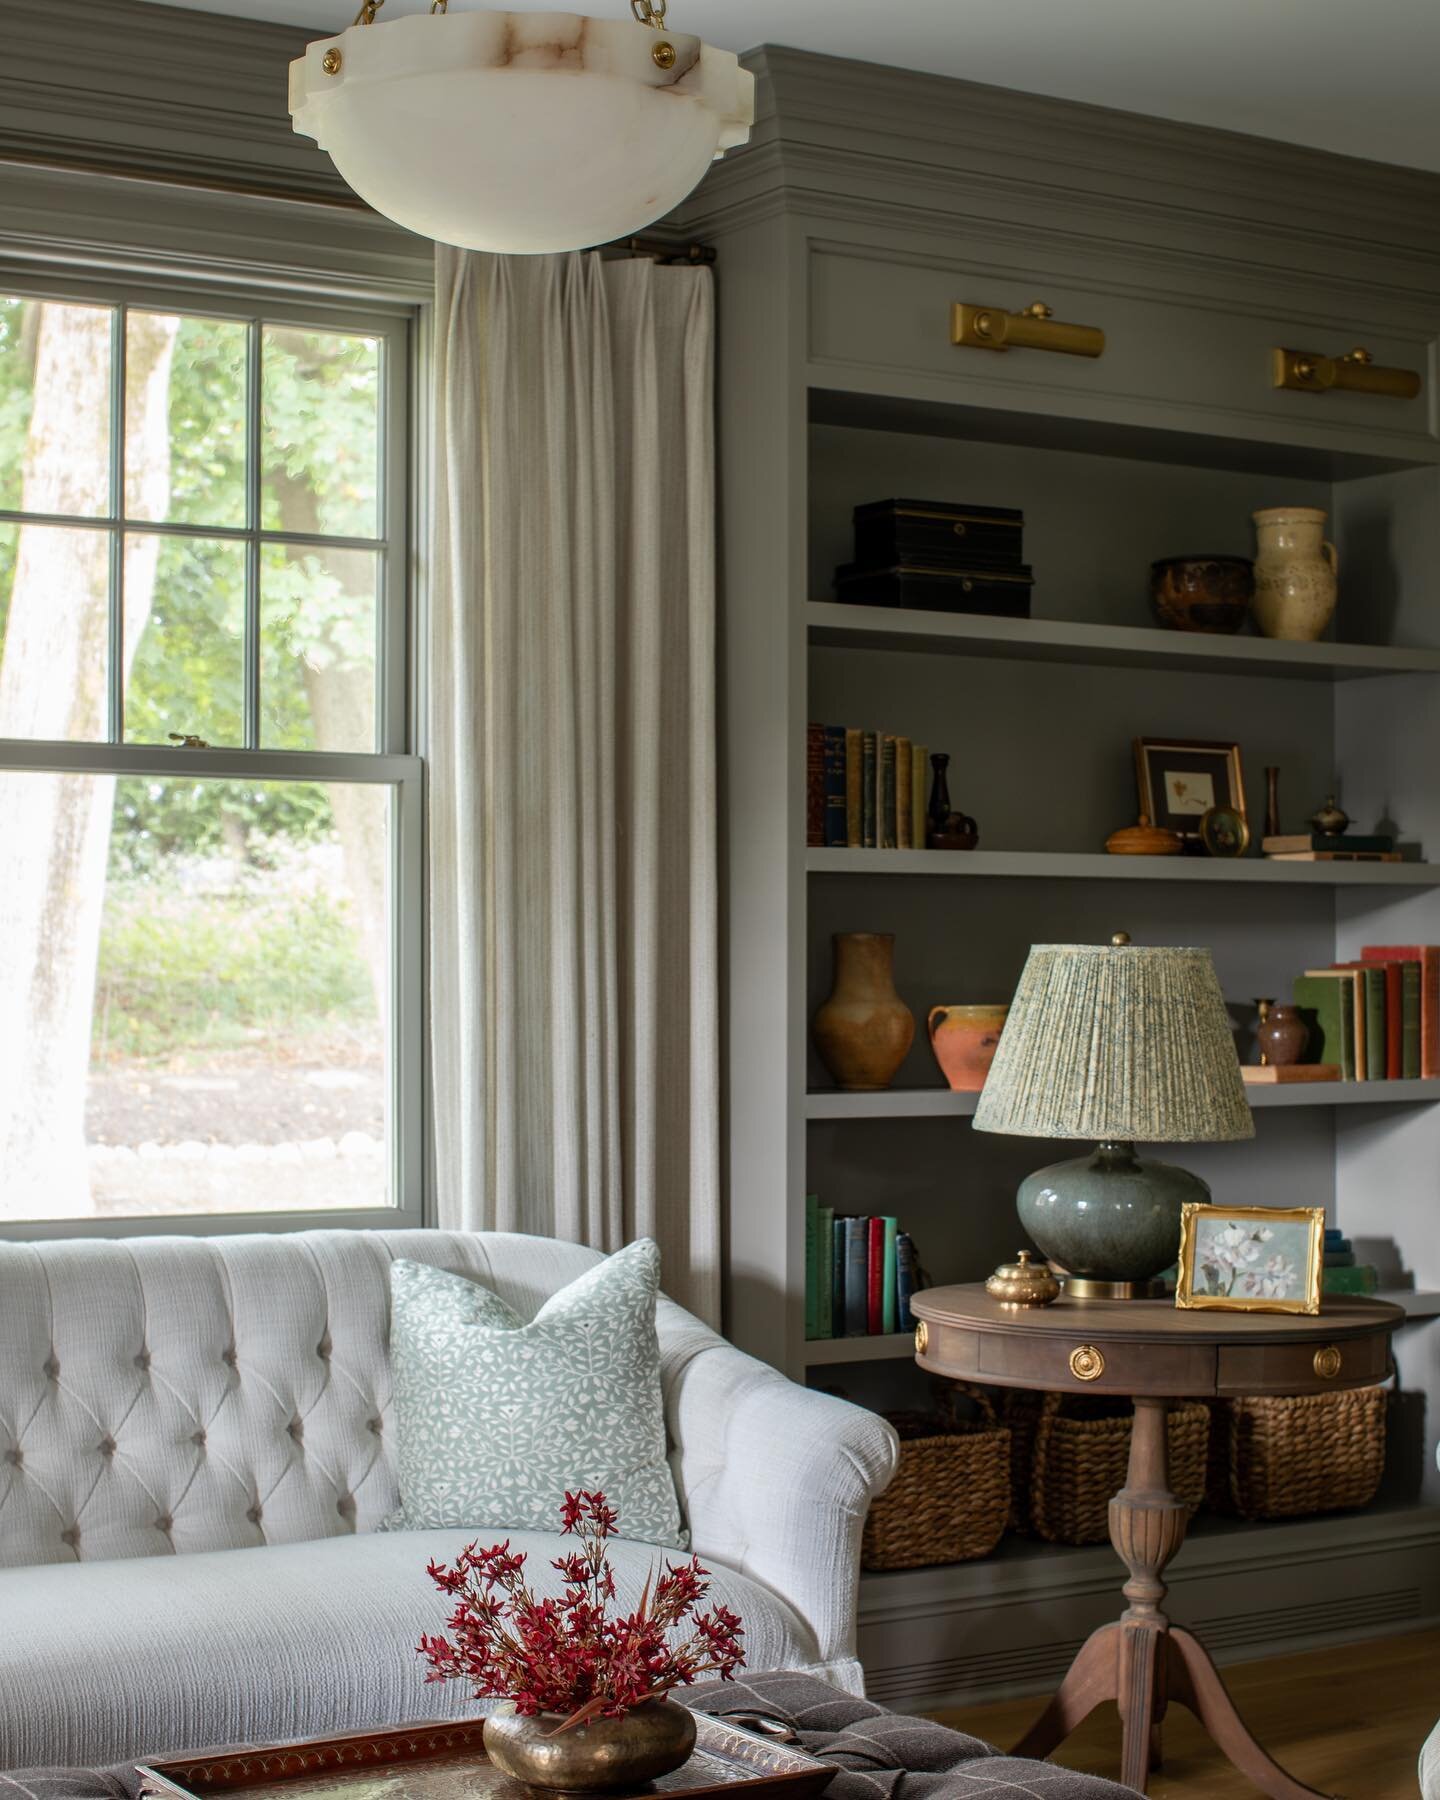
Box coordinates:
[0,1670,1138,1800]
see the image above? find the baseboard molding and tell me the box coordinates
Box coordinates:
[857,1504,1440,1710]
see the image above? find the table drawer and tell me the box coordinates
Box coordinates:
[973,1329,1216,1397]
[808,240,1435,452]
[1215,1331,1391,1395]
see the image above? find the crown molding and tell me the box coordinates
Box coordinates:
[3,0,347,203]
[680,46,1440,292]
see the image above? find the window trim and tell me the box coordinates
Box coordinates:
[0,268,429,1239]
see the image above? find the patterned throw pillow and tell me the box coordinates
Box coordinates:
[386,1238,686,1548]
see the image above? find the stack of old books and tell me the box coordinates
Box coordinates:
[1323,1228,1379,1296]
[1263,829,1399,864]
[831,496,1034,616]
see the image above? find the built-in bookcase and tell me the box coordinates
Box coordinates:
[802,403,1440,1409]
[674,46,1440,1703]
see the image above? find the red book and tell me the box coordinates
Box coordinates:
[1361,946,1439,1079]
[866,1217,885,1334]
[806,723,825,847]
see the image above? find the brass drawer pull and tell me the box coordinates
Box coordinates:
[914,1321,929,1355]
[1069,1344,1105,1382]
[953,299,1105,359]
[1273,345,1421,400]
[1313,1345,1343,1380]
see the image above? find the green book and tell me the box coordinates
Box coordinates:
[1323,1264,1379,1295]
[1335,964,1387,1081]
[881,1216,899,1334]
[1399,961,1422,1079]
[1293,974,1355,1080]
[861,733,877,848]
[817,1205,834,1338]
[804,1194,818,1341]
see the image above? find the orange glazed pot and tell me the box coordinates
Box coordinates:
[928,1004,1009,1092]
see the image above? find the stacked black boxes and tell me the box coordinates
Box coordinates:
[833,498,1033,617]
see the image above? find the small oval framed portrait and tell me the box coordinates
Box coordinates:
[1199,804,1251,858]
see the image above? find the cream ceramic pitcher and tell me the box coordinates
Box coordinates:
[1251,506,1338,642]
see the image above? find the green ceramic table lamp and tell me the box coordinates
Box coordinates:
[972,933,1254,1298]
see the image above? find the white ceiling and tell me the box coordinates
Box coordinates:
[145,0,1440,174]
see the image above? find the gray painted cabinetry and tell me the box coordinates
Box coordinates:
[676,48,1440,1705]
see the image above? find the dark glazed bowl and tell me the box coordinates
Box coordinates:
[1150,555,1255,635]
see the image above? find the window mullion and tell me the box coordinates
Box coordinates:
[243,318,262,752]
[107,306,126,745]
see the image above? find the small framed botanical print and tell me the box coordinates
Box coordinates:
[1134,738,1247,846]
[1175,1203,1324,1315]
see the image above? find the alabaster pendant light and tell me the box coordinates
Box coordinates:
[290,0,755,254]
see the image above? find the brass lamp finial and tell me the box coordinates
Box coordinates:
[1111,931,1131,947]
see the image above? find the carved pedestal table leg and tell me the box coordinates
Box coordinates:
[1010,1397,1336,1799]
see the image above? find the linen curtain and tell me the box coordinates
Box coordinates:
[429,248,720,1325]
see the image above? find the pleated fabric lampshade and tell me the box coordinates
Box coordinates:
[974,939,1254,1294]
[974,941,1254,1143]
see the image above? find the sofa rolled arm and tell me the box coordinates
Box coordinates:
[660,1311,899,1677]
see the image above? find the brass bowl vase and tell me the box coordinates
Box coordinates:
[484,1699,697,1792]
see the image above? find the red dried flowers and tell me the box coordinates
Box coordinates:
[419,1490,745,1731]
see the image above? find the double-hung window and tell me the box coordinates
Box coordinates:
[0,277,422,1233]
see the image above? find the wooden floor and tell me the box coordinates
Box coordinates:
[930,1628,1438,1799]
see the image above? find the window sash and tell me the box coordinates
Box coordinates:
[0,267,426,1237]
[0,278,410,757]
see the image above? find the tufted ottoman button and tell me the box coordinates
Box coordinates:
[43,1356,60,1382]
[367,1417,383,1436]
[317,1333,333,1362]
[60,1526,80,1549]
[221,1347,238,1368]
[246,1504,263,1526]
[191,1429,207,1448]
[99,1435,117,1459]
[134,1349,151,1373]
[156,1513,173,1534]
[4,1447,22,1468]
[287,1417,304,1443]
[337,1494,356,1520]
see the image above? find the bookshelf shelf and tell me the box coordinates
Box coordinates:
[806,848,1440,886]
[805,1081,1440,1119]
[804,1291,1440,1367]
[807,602,1440,682]
[803,1332,916,1366]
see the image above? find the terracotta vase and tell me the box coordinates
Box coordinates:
[484,1700,696,1793]
[1251,507,1338,642]
[928,1004,1009,1091]
[813,933,914,1092]
[1256,1000,1308,1068]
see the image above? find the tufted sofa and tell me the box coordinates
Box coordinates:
[0,1229,899,1772]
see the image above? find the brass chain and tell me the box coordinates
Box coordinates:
[431,0,448,10]
[352,0,383,21]
[631,0,668,24]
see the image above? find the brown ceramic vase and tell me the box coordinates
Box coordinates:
[1256,1002,1309,1068]
[928,1004,1009,1091]
[813,933,915,1092]
[483,1700,697,1793]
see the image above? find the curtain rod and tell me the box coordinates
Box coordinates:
[0,149,716,262]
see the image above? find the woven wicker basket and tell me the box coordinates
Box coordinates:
[1004,1391,1210,1546]
[1205,1386,1387,1520]
[861,1389,1010,1571]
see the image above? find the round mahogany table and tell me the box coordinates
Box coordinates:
[911,1285,1403,1799]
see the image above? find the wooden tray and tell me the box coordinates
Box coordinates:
[136,1713,834,1800]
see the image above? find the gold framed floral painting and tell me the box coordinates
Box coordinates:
[1175,1203,1324,1315]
